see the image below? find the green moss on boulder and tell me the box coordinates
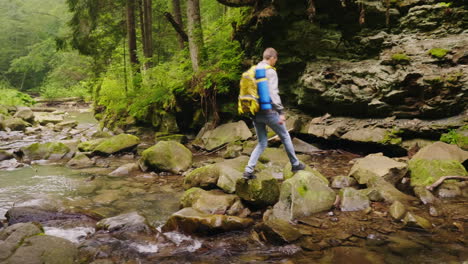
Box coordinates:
[77,138,107,152]
[428,48,449,59]
[21,142,71,161]
[391,53,411,65]
[93,134,140,155]
[236,175,280,207]
[408,159,467,186]
[141,140,192,174]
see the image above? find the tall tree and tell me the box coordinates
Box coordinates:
[126,0,139,65]
[186,0,204,72]
[139,0,153,68]
[172,0,185,49]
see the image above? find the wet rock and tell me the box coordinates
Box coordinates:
[428,206,441,217]
[196,121,252,151]
[0,150,13,161]
[362,178,415,204]
[67,153,94,169]
[180,187,246,215]
[141,141,192,174]
[7,235,78,264]
[283,163,328,183]
[184,164,219,189]
[34,112,64,125]
[236,175,280,207]
[413,186,438,204]
[4,117,30,131]
[77,138,107,152]
[96,212,150,233]
[21,142,71,161]
[0,223,43,262]
[389,201,407,220]
[5,207,89,225]
[13,107,34,123]
[403,212,432,230]
[272,171,335,220]
[93,134,140,155]
[0,158,23,170]
[349,153,408,185]
[255,218,302,244]
[331,176,357,189]
[339,188,370,212]
[162,207,254,234]
[216,163,246,193]
[109,163,140,177]
[319,246,385,264]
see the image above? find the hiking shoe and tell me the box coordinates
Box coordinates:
[242,172,256,180]
[291,162,306,172]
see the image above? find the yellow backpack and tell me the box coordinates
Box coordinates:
[238,65,273,115]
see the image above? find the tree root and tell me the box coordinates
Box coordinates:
[426,176,468,191]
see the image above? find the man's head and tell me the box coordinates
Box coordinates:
[263,47,278,66]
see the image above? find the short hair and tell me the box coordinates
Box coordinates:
[263,48,278,60]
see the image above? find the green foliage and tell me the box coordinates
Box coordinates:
[391,53,411,65]
[440,126,468,147]
[428,48,449,59]
[0,81,35,106]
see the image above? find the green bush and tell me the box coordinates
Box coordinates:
[0,81,35,106]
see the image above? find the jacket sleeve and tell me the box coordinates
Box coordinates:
[267,68,284,114]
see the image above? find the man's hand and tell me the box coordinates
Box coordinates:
[278,114,286,125]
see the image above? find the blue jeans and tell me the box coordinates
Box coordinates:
[245,111,300,174]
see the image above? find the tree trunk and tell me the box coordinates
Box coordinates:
[164,12,189,42]
[216,0,255,7]
[172,0,185,49]
[186,0,204,72]
[139,0,153,69]
[126,0,139,65]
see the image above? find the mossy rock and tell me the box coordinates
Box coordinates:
[141,140,192,174]
[4,117,30,131]
[180,187,241,215]
[408,159,467,186]
[77,138,107,152]
[93,134,140,155]
[21,142,71,161]
[184,164,220,189]
[391,53,411,65]
[428,48,449,59]
[236,175,280,207]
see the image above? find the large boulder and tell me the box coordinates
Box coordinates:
[236,174,280,207]
[141,140,192,174]
[162,207,253,235]
[77,138,107,152]
[13,107,34,123]
[341,128,402,145]
[92,134,140,155]
[349,153,408,185]
[283,162,329,183]
[272,171,336,221]
[255,218,302,244]
[33,112,64,125]
[180,187,247,216]
[0,223,43,261]
[197,121,252,151]
[409,142,468,186]
[21,142,71,161]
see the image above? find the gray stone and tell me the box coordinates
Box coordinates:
[13,107,34,123]
[109,163,140,177]
[403,212,432,230]
[197,121,252,151]
[4,117,29,131]
[331,176,357,189]
[96,212,150,233]
[339,187,370,212]
[413,186,438,204]
[0,150,14,161]
[236,174,280,207]
[349,153,408,185]
[255,218,302,244]
[66,153,94,169]
[180,188,245,215]
[389,201,407,220]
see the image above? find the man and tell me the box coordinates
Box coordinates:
[243,47,305,179]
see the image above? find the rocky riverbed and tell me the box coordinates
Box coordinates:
[0,100,467,264]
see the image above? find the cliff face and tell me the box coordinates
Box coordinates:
[234,0,468,118]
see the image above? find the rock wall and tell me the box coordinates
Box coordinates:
[233,0,468,118]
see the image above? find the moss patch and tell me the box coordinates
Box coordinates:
[391,53,411,65]
[409,158,468,186]
[428,48,449,59]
